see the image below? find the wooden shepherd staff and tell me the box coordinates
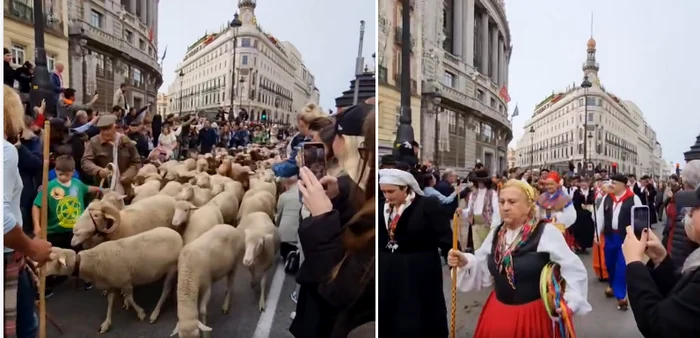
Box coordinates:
[450,211,460,338]
[38,120,51,338]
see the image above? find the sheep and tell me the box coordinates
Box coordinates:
[237,189,276,222]
[172,201,224,245]
[100,191,127,211]
[207,191,239,225]
[250,178,277,198]
[195,158,208,173]
[209,175,244,201]
[71,194,177,247]
[133,164,160,185]
[192,172,212,190]
[159,160,180,177]
[159,181,184,197]
[169,224,246,338]
[175,183,214,207]
[131,173,164,203]
[45,227,183,333]
[164,159,197,182]
[238,212,280,311]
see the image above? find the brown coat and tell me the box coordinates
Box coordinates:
[81,133,141,188]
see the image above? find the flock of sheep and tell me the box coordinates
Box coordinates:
[44,146,285,337]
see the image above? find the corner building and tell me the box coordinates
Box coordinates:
[420,0,512,176]
[167,0,318,122]
[66,0,162,110]
[516,38,665,178]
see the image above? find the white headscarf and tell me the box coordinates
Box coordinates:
[378,169,424,195]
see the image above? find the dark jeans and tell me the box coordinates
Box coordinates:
[17,268,37,338]
[46,232,75,290]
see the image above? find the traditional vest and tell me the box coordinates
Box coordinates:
[468,189,494,226]
[602,194,635,237]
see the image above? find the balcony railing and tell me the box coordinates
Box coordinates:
[4,0,64,36]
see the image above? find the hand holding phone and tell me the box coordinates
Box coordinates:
[302,142,327,180]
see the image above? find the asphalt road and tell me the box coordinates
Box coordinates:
[45,259,298,338]
[445,223,666,337]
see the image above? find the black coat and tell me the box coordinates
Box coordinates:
[662,190,700,272]
[378,195,451,338]
[571,188,595,248]
[626,256,700,337]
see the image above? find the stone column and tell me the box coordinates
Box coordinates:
[480,11,489,75]
[140,0,148,24]
[490,27,499,83]
[129,0,136,15]
[498,39,505,86]
[453,0,463,57]
[464,0,475,66]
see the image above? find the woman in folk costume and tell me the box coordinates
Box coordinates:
[591,178,610,281]
[448,179,590,337]
[462,169,501,251]
[570,178,596,253]
[535,172,578,248]
[378,168,452,338]
[594,174,642,310]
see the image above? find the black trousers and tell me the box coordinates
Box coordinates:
[280,242,297,260]
[46,232,77,290]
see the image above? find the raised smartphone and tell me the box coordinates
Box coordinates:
[631,205,650,239]
[302,142,327,180]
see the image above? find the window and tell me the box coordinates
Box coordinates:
[139,39,146,50]
[241,38,251,47]
[242,55,248,65]
[133,68,142,87]
[90,10,103,28]
[444,71,454,87]
[47,54,56,71]
[587,112,594,122]
[125,30,133,43]
[476,89,484,102]
[11,44,25,66]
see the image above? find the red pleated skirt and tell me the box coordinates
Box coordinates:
[474,292,569,338]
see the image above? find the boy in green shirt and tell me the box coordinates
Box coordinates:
[32,155,103,296]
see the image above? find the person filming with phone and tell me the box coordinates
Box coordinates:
[622,203,700,337]
[595,173,642,311]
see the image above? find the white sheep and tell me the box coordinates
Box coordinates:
[159,181,184,197]
[131,173,163,203]
[133,163,160,185]
[164,159,197,182]
[249,179,277,198]
[195,158,209,173]
[172,201,224,245]
[192,172,212,191]
[45,227,183,333]
[208,175,244,202]
[175,183,214,207]
[207,191,239,225]
[238,212,280,311]
[169,224,246,338]
[71,194,177,247]
[237,189,275,222]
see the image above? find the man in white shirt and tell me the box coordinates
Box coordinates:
[113,83,127,109]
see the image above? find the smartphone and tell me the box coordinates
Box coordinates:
[631,205,650,239]
[302,142,327,180]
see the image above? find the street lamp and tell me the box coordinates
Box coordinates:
[393,0,415,162]
[79,29,88,101]
[229,12,243,117]
[30,0,55,117]
[178,70,184,115]
[581,75,592,170]
[529,126,535,170]
[587,131,594,169]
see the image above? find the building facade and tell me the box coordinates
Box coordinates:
[377,0,422,155]
[507,147,516,169]
[515,38,665,178]
[156,91,168,116]
[4,0,71,85]
[166,0,317,123]
[66,0,162,111]
[419,0,512,176]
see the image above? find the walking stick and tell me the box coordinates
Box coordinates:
[39,120,51,338]
[450,212,460,338]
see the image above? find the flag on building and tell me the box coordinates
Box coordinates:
[160,45,168,64]
[148,27,154,42]
[511,103,519,118]
[499,86,511,102]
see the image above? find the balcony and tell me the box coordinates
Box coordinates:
[392,73,418,95]
[378,66,388,84]
[4,0,64,36]
[71,21,162,75]
[394,27,414,52]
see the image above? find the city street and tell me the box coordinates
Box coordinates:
[445,224,664,337]
[45,260,297,338]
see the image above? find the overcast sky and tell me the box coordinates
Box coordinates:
[158,0,375,112]
[507,0,699,168]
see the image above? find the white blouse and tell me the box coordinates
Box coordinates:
[453,223,592,315]
[462,188,501,228]
[536,202,578,229]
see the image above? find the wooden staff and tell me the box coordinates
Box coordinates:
[39,120,51,338]
[450,211,460,338]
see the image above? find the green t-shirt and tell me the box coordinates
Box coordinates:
[33,178,89,234]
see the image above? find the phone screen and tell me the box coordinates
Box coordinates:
[302,142,327,180]
[632,206,650,239]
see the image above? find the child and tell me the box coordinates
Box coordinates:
[32,155,103,297]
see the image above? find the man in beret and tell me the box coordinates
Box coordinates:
[81,114,141,197]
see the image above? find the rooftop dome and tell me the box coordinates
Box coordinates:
[587,37,596,49]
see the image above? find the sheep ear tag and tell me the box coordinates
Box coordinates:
[197,321,212,331]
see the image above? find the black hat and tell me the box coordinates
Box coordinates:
[640,175,651,180]
[610,174,628,185]
[3,48,9,55]
[471,169,491,182]
[380,154,396,166]
[333,104,370,137]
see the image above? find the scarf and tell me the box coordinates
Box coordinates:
[468,189,494,226]
[609,187,634,205]
[382,191,416,230]
[494,216,541,289]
